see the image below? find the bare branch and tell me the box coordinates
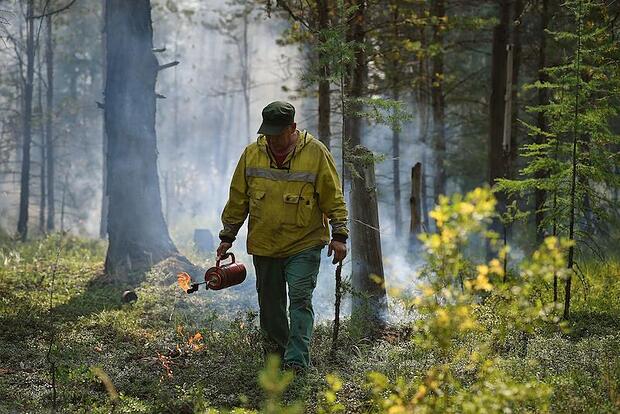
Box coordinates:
[30,0,78,19]
[157,61,179,71]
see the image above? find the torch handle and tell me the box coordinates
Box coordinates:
[216,252,235,268]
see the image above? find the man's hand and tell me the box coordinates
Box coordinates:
[216,242,232,259]
[327,240,347,265]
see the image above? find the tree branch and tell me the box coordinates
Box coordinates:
[158,61,179,71]
[31,0,78,19]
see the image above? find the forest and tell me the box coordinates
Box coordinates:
[0,0,619,412]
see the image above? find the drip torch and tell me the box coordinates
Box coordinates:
[178,252,246,294]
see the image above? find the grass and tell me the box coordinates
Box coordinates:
[0,234,619,413]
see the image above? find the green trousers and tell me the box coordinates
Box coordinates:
[252,245,323,368]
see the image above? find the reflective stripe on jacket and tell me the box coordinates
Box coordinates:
[219,130,349,258]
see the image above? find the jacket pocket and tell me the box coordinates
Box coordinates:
[249,190,266,218]
[283,192,316,227]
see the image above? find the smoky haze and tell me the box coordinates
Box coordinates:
[0,0,423,321]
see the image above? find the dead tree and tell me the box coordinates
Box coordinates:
[103,0,183,275]
[409,162,422,250]
[350,146,388,335]
[345,1,388,336]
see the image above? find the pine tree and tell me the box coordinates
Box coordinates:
[497,0,620,318]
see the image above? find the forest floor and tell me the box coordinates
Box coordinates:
[1,234,619,413]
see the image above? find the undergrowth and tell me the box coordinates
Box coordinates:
[0,190,619,413]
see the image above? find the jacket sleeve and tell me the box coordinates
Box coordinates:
[219,149,249,243]
[316,146,349,243]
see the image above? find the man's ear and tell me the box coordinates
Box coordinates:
[291,122,297,132]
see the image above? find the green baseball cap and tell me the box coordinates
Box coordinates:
[257,101,295,135]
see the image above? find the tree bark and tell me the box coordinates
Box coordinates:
[534,0,549,245]
[103,0,182,275]
[45,14,55,232]
[410,163,422,249]
[391,6,402,238]
[17,0,35,241]
[242,12,251,143]
[99,0,107,239]
[317,0,331,150]
[350,146,388,335]
[417,12,431,231]
[431,0,446,203]
[488,0,511,245]
[346,1,387,336]
[38,53,46,233]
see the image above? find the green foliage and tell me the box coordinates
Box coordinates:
[497,0,620,252]
[2,214,620,412]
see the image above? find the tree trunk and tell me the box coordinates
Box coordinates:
[346,1,387,336]
[350,146,388,335]
[391,5,402,238]
[103,0,182,275]
[45,14,55,232]
[417,13,431,231]
[488,0,511,246]
[242,12,251,143]
[431,0,446,203]
[317,0,331,150]
[392,88,402,238]
[534,0,549,245]
[409,162,422,251]
[99,0,108,239]
[17,0,35,241]
[38,53,46,233]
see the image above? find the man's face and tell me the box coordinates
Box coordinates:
[267,123,296,141]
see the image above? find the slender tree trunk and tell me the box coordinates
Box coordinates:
[431,0,446,203]
[417,16,431,231]
[60,173,67,232]
[99,1,108,238]
[104,0,182,275]
[17,0,35,241]
[391,6,402,238]
[392,88,402,237]
[564,2,584,320]
[45,15,55,232]
[488,0,511,249]
[534,0,549,245]
[38,55,46,233]
[242,12,251,143]
[317,0,331,150]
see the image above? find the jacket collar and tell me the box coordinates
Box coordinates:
[256,129,311,161]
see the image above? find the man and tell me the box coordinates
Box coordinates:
[216,101,348,371]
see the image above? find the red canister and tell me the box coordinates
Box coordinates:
[204,252,246,290]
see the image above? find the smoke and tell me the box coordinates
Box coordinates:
[0,0,429,324]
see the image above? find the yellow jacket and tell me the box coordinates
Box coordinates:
[219,130,349,257]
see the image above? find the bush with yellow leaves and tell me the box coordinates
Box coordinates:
[324,187,573,413]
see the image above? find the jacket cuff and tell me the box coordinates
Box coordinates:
[219,235,235,244]
[331,233,348,243]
